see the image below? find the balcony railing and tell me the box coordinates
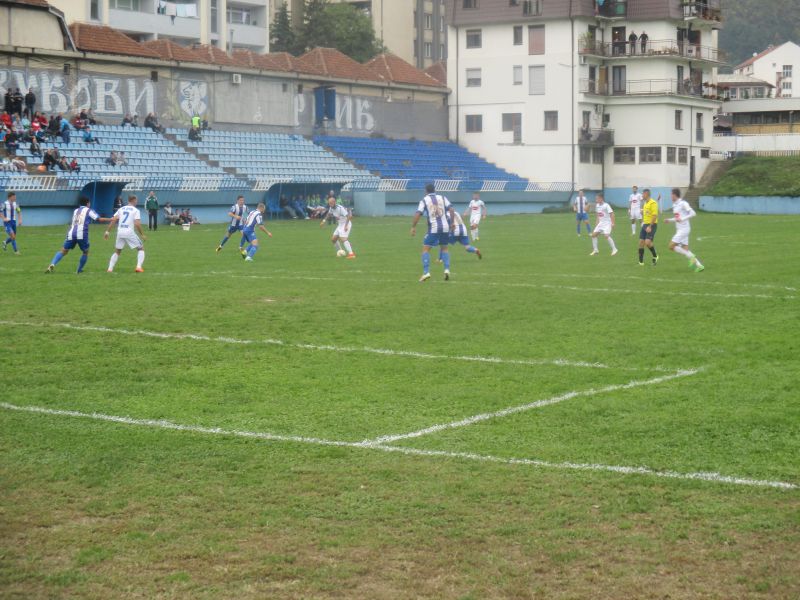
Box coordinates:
[579,38,725,63]
[580,78,716,98]
[578,128,615,146]
[681,0,723,23]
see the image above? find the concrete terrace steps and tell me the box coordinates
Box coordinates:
[685,160,733,208]
[163,131,242,178]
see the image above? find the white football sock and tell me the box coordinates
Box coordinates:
[137,250,145,268]
[108,253,119,270]
[631,223,637,234]
[334,241,342,251]
[591,237,599,251]
[673,246,691,257]
[608,237,617,252]
[343,241,353,254]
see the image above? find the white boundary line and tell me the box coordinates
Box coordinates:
[364,369,701,445]
[0,402,794,491]
[0,320,676,373]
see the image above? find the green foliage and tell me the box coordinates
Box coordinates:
[270,2,298,55]
[296,0,383,62]
[720,0,800,69]
[706,156,800,196]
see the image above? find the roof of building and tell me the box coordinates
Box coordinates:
[424,61,447,86]
[69,23,161,58]
[366,54,445,88]
[717,74,774,87]
[143,39,202,63]
[734,43,785,71]
[294,48,383,82]
[190,44,238,66]
[256,52,296,72]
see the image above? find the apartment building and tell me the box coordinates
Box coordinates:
[734,41,799,99]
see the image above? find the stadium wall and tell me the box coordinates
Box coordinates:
[354,191,571,217]
[699,196,800,214]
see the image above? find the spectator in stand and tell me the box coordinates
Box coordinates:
[57,154,71,171]
[144,112,165,134]
[29,136,41,157]
[106,151,118,166]
[58,116,71,143]
[117,151,128,166]
[201,118,209,130]
[11,115,24,136]
[132,114,139,127]
[82,126,100,144]
[72,113,87,130]
[122,113,134,127]
[0,110,11,130]
[188,126,202,141]
[191,114,201,129]
[85,109,98,125]
[24,88,35,118]
[42,149,57,170]
[7,156,26,172]
[4,130,19,155]
[178,208,199,225]
[3,89,10,114]
[11,88,23,116]
[19,114,31,136]
[69,157,80,173]
[292,194,310,219]
[33,112,47,128]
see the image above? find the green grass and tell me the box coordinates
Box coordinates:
[1,213,799,599]
[706,155,800,196]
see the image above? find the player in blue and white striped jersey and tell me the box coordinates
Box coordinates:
[241,203,273,262]
[216,195,248,254]
[46,196,111,274]
[440,210,481,262]
[410,183,455,282]
[2,192,22,254]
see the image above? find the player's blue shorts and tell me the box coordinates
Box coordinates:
[4,220,17,235]
[576,212,589,221]
[449,233,470,246]
[63,238,90,252]
[424,232,450,247]
[242,229,257,244]
[639,223,657,241]
[227,223,243,234]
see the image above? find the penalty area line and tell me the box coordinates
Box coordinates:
[0,401,794,491]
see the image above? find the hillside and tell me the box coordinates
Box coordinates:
[720,0,800,69]
[706,156,800,197]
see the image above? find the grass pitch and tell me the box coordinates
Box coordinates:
[1,213,799,599]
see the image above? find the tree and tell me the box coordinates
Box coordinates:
[296,0,384,62]
[270,1,297,54]
[297,0,329,53]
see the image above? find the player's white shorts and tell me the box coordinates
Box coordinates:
[671,229,690,246]
[115,231,143,250]
[629,208,642,220]
[470,214,482,226]
[593,224,612,236]
[334,222,352,239]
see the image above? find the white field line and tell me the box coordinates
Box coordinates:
[365,369,701,445]
[0,319,666,372]
[0,401,794,491]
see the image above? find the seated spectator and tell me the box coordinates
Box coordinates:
[58,117,71,143]
[4,131,19,155]
[106,151,118,166]
[72,114,87,130]
[69,158,80,173]
[57,155,71,171]
[163,202,180,226]
[201,118,210,130]
[82,126,99,144]
[10,156,26,172]
[33,112,47,129]
[34,128,46,143]
[29,137,42,157]
[0,110,11,129]
[144,112,165,134]
[132,114,139,127]
[188,126,202,141]
[117,151,128,166]
[122,113,134,127]
[42,149,57,170]
[177,208,199,225]
[292,194,310,219]
[86,109,99,125]
[280,195,299,219]
[47,115,59,137]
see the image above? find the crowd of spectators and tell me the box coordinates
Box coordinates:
[279,193,330,219]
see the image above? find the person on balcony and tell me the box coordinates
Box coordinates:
[640,31,649,54]
[628,32,638,55]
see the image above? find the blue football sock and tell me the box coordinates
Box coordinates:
[576,222,581,234]
[422,251,430,274]
[11,240,17,251]
[239,237,246,248]
[247,245,258,258]
[77,254,88,273]
[51,251,64,265]
[586,223,592,233]
[466,246,476,253]
[438,248,443,260]
[220,235,229,247]
[442,251,451,270]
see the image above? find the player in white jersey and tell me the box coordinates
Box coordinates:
[216,195,248,253]
[628,185,643,235]
[665,188,704,272]
[2,191,22,254]
[320,192,355,258]
[46,195,111,274]
[440,210,481,261]
[104,195,147,273]
[411,183,454,282]
[589,193,618,256]
[241,203,272,261]
[465,192,486,241]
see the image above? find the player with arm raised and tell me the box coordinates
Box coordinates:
[241,203,272,262]
[589,193,618,256]
[628,185,643,235]
[320,192,355,258]
[664,188,705,272]
[46,195,111,274]
[411,183,454,282]
[216,195,248,254]
[104,195,146,273]
[465,192,486,241]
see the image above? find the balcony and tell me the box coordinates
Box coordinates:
[579,38,726,64]
[578,128,615,147]
[580,78,719,99]
[681,0,723,24]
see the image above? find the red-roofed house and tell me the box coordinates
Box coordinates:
[294,48,383,82]
[734,41,800,98]
[365,54,445,88]
[69,23,160,59]
[143,39,204,63]
[190,44,238,67]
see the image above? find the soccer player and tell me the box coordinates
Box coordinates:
[665,188,705,272]
[628,185,643,235]
[2,191,22,254]
[320,193,355,258]
[638,188,660,266]
[441,210,481,261]
[216,195,248,253]
[46,196,111,274]
[241,203,273,262]
[465,192,486,241]
[573,189,591,236]
[411,183,454,282]
[104,195,147,273]
[589,193,618,256]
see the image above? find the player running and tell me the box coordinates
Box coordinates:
[411,183,454,282]
[440,210,481,261]
[573,189,591,236]
[2,192,22,254]
[628,185,643,235]
[665,188,705,272]
[241,203,272,262]
[46,196,111,274]
[320,192,355,258]
[216,195,248,253]
[104,195,147,273]
[466,192,486,241]
[638,189,660,266]
[589,193,618,256]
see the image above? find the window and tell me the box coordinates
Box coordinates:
[782,81,792,90]
[701,149,710,158]
[614,147,635,164]
[440,44,446,59]
[783,65,793,79]
[678,147,688,164]
[424,13,433,29]
[528,65,544,95]
[90,0,100,19]
[674,110,683,130]
[523,0,543,16]
[513,65,522,85]
[440,17,445,32]
[696,113,704,142]
[639,146,662,163]
[424,42,432,58]
[466,114,482,132]
[210,0,217,32]
[463,0,477,8]
[110,0,141,10]
[579,147,591,163]
[466,29,482,48]
[502,113,522,143]
[465,68,481,87]
[528,25,545,55]
[666,147,676,163]
[227,6,251,25]
[544,111,558,131]
[612,65,626,94]
[592,147,604,164]
[513,25,523,45]
[754,86,765,98]
[728,87,738,100]
[510,0,519,5]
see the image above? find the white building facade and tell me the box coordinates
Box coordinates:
[447,0,724,206]
[734,41,800,99]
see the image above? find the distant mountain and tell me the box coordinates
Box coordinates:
[720,0,800,70]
